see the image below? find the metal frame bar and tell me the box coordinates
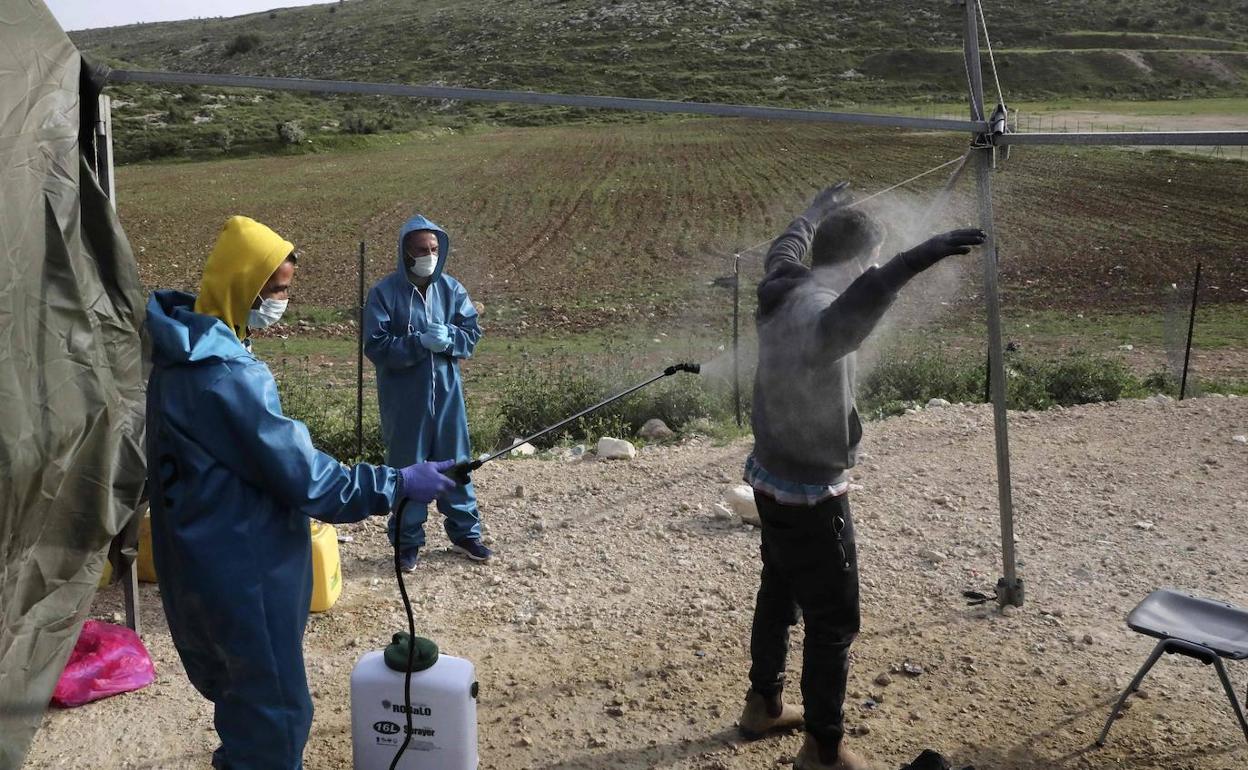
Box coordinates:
[999,131,1248,147]
[105,68,985,133]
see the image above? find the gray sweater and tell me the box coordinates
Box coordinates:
[750,215,916,486]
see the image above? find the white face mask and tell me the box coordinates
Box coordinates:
[408,255,437,278]
[248,297,288,330]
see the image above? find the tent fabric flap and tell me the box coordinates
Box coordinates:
[0,2,148,768]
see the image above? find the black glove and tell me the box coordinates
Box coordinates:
[899,228,986,273]
[802,181,852,222]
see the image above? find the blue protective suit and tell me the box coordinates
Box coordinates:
[364,216,483,549]
[145,290,401,770]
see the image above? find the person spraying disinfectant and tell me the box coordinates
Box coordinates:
[145,215,458,770]
[365,215,489,572]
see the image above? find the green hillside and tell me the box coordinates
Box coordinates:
[70,0,1248,162]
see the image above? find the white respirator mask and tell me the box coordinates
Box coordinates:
[408,254,437,278]
[248,297,288,330]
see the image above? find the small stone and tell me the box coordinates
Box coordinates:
[514,485,525,498]
[1117,344,1134,352]
[638,418,675,441]
[1233,435,1247,445]
[1135,689,1151,700]
[712,503,735,521]
[908,710,924,722]
[874,672,893,686]
[110,612,123,624]
[1133,521,1154,531]
[596,437,637,460]
[490,575,504,586]
[518,736,533,747]
[852,724,871,736]
[918,548,947,563]
[727,485,760,527]
[1001,605,1018,618]
[1083,633,1095,645]
[902,661,924,677]
[605,705,626,717]
[926,398,951,408]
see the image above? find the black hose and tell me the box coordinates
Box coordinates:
[388,498,417,770]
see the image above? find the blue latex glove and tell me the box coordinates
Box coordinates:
[418,323,453,353]
[396,459,456,504]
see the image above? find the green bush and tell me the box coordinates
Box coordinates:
[225,33,262,57]
[276,120,306,145]
[275,358,385,464]
[491,365,735,447]
[1043,352,1135,405]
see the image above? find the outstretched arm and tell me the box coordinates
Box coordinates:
[762,182,852,275]
[814,228,986,359]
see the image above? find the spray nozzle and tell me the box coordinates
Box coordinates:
[665,362,701,376]
[448,460,483,486]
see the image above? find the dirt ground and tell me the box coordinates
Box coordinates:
[30,396,1248,770]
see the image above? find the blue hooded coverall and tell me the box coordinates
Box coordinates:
[146,290,402,770]
[364,215,483,550]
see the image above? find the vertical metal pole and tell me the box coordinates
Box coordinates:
[96,94,116,206]
[357,241,366,458]
[733,254,742,428]
[96,92,139,632]
[1180,261,1201,400]
[964,0,1022,607]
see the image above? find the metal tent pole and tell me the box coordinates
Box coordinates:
[96,92,140,632]
[963,0,1022,608]
[357,241,366,458]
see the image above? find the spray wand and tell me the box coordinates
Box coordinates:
[447,362,701,485]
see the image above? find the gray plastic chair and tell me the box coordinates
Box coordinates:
[1097,588,1248,746]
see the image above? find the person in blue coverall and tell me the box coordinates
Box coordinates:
[145,215,458,770]
[364,215,490,571]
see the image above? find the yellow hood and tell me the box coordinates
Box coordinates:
[194,216,294,340]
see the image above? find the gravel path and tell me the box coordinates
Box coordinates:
[31,395,1248,770]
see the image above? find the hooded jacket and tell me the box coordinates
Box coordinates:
[364,215,482,468]
[145,218,399,769]
[751,214,913,487]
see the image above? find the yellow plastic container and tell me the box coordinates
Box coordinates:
[137,512,158,583]
[309,521,343,613]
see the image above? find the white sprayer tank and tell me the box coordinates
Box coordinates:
[351,634,478,769]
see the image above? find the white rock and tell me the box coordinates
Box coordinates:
[510,440,537,457]
[726,485,760,526]
[596,437,636,460]
[638,418,675,440]
[1233,435,1247,445]
[1118,344,1134,352]
[712,503,735,521]
[1133,521,1154,531]
[926,398,951,408]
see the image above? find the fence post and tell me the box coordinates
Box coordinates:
[1180,261,1201,400]
[357,241,366,457]
[733,254,742,428]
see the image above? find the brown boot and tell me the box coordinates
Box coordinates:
[793,733,871,770]
[737,690,804,740]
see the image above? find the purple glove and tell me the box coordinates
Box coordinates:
[397,459,456,504]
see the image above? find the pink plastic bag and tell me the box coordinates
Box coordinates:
[51,620,155,708]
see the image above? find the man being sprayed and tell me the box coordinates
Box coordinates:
[736,183,985,770]
[145,215,458,769]
[365,215,488,571]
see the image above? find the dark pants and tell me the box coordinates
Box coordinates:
[749,490,860,752]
